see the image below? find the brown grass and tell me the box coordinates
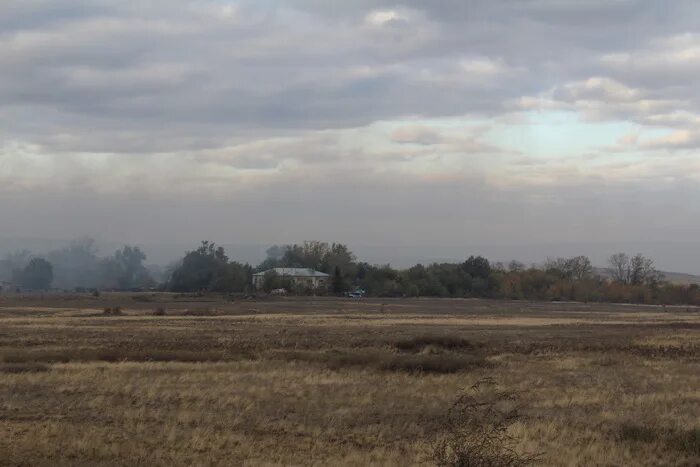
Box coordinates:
[0,294,698,465]
[271,348,489,374]
[392,335,477,353]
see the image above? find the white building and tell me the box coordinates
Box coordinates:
[253,268,329,290]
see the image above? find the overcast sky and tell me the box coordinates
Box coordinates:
[2,1,700,269]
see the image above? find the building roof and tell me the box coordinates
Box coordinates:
[253,267,329,278]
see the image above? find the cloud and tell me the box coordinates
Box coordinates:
[554,77,641,103]
[602,33,700,77]
[1,0,700,261]
[390,125,443,145]
[639,130,700,150]
[364,9,410,27]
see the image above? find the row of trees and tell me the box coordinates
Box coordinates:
[4,238,700,306]
[0,238,154,291]
[161,240,700,306]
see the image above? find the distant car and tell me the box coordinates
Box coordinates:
[347,288,366,299]
[270,288,288,296]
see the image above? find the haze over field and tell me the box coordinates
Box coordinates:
[2,1,699,271]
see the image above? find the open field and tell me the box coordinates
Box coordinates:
[1,294,699,466]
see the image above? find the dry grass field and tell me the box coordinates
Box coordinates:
[1,293,699,466]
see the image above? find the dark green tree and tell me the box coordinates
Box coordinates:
[169,241,251,293]
[261,270,282,292]
[331,265,346,294]
[462,256,491,279]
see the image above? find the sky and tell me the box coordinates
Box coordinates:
[2,1,700,270]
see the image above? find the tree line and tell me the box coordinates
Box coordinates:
[0,237,154,291]
[162,240,700,306]
[3,239,700,306]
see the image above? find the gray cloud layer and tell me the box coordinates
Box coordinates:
[2,0,700,269]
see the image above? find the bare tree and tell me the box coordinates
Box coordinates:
[608,253,662,285]
[629,253,663,285]
[569,256,593,280]
[545,256,592,280]
[608,253,630,283]
[508,260,525,273]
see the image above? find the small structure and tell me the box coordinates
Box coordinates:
[253,267,329,290]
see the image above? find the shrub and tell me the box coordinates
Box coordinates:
[431,379,540,467]
[153,307,166,316]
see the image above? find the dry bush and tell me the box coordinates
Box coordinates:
[393,335,476,353]
[152,307,166,316]
[431,378,540,467]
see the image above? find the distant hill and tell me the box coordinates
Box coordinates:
[594,268,700,286]
[655,271,700,286]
